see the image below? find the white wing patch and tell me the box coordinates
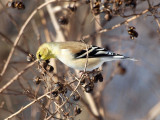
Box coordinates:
[74,46,129,60]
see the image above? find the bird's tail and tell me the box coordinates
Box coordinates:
[101,55,138,62]
[113,55,138,61]
[124,57,138,61]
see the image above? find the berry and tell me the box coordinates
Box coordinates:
[46,65,54,72]
[84,84,93,93]
[54,82,63,92]
[73,94,80,101]
[94,73,103,82]
[52,91,58,97]
[74,107,82,115]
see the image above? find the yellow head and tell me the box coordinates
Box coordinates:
[36,43,55,60]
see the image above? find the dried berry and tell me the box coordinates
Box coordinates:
[89,82,94,88]
[94,73,103,82]
[104,11,112,21]
[52,91,58,97]
[125,0,137,8]
[74,107,82,115]
[115,0,123,6]
[61,88,68,94]
[84,83,93,93]
[46,65,54,72]
[68,6,77,12]
[6,1,25,10]
[33,76,41,85]
[128,26,138,40]
[73,94,80,101]
[27,54,35,62]
[80,78,86,85]
[93,77,98,83]
[92,1,101,15]
[54,82,63,92]
[58,16,69,25]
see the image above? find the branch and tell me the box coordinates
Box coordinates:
[0,0,57,77]
[0,32,29,55]
[0,60,37,93]
[4,89,55,120]
[146,101,160,120]
[82,3,160,40]
[46,73,86,119]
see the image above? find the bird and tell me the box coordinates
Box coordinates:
[36,41,136,71]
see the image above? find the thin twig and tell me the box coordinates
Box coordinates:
[0,60,37,93]
[82,3,160,40]
[0,32,29,55]
[4,89,55,120]
[0,0,57,77]
[147,0,160,32]
[146,101,160,120]
[46,62,89,119]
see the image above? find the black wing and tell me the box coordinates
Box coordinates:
[74,46,124,59]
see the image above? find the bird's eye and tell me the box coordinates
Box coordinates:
[39,54,41,58]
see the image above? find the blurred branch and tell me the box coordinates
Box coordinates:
[146,101,160,120]
[1,1,160,120]
[84,92,100,116]
[45,0,65,42]
[0,32,29,55]
[0,60,37,93]
[39,9,52,42]
[0,1,19,30]
[31,20,41,46]
[45,0,66,84]
[4,89,55,120]
[44,1,68,119]
[46,75,82,120]
[0,0,57,77]
[147,0,160,33]
[0,1,32,53]
[80,97,100,119]
[82,2,160,40]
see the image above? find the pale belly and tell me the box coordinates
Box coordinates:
[56,49,104,71]
[58,56,103,71]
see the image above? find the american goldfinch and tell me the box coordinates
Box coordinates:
[36,41,136,71]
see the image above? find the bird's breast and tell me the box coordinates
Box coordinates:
[56,49,104,71]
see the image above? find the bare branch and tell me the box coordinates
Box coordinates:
[0,60,37,93]
[0,0,57,77]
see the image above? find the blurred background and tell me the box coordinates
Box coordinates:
[0,0,160,120]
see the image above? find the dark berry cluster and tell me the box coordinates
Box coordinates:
[52,82,68,97]
[58,16,69,25]
[128,26,138,40]
[27,52,104,119]
[125,0,137,8]
[6,1,25,10]
[30,58,83,118]
[80,71,103,93]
